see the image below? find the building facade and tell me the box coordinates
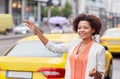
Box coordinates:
[0,0,46,25]
[107,0,120,27]
[0,0,9,13]
[0,0,108,27]
[0,0,62,25]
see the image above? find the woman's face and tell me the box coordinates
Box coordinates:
[77,21,95,40]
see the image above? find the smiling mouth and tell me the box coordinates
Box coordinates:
[80,33,86,37]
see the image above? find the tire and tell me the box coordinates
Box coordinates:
[3,29,12,35]
[106,60,113,79]
[3,30,9,35]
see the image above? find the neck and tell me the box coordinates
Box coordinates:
[81,38,93,45]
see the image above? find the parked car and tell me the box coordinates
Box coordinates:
[0,14,13,35]
[100,27,120,54]
[0,33,112,79]
[13,23,31,34]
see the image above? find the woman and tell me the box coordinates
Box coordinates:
[25,13,105,79]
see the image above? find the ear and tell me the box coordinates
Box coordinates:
[92,29,95,34]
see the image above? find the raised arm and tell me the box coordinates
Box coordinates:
[24,20,48,45]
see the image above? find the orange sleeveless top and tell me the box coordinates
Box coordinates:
[70,41,93,79]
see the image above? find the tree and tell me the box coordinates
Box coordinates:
[41,0,72,19]
[41,6,47,18]
[61,1,72,18]
[51,7,61,16]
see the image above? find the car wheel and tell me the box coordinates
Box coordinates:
[14,32,18,34]
[4,30,9,35]
[106,60,113,79]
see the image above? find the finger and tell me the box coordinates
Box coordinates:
[24,20,39,32]
[93,68,97,73]
[89,72,94,77]
[24,20,35,27]
[24,20,31,25]
[25,23,33,29]
[89,70,94,76]
[91,68,96,72]
[89,68,97,76]
[24,20,34,28]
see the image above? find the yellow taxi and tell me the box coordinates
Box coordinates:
[100,28,120,54]
[0,33,112,79]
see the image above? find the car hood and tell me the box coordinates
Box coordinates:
[0,56,65,71]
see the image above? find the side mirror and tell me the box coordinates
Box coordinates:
[103,46,108,50]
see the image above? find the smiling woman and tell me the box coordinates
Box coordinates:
[24,13,105,79]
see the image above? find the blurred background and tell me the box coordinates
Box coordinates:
[0,0,120,35]
[1,0,120,79]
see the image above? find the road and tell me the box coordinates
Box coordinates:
[0,33,33,55]
[113,57,120,79]
[0,38,18,55]
[0,34,120,79]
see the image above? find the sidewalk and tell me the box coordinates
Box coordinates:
[0,33,34,40]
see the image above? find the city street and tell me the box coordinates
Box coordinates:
[0,33,120,79]
[0,33,33,54]
[0,0,120,78]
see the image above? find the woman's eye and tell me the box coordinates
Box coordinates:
[78,26,88,29]
[84,27,88,29]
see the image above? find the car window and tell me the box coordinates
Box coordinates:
[104,30,120,36]
[6,41,62,57]
[19,23,26,27]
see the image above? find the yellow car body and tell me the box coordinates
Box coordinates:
[0,33,112,79]
[100,28,120,53]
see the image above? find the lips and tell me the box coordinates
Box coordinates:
[79,33,86,37]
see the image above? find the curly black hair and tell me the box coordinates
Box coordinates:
[72,13,102,35]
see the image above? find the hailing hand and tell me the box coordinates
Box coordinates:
[24,20,39,34]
